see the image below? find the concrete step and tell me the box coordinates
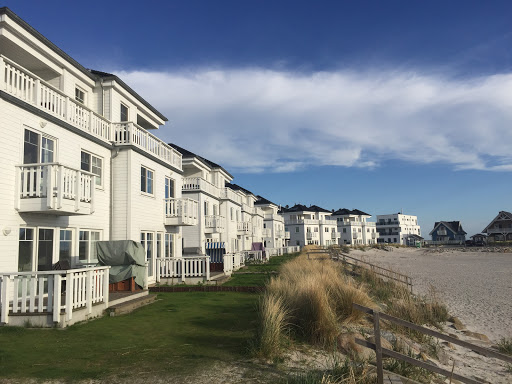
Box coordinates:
[107,294,157,316]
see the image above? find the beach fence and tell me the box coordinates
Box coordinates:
[353,303,512,384]
[329,249,413,293]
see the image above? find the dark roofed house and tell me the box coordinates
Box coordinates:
[429,221,467,243]
[482,211,512,242]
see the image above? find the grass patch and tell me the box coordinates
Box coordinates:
[0,292,258,380]
[245,252,301,273]
[223,273,272,286]
[497,337,512,355]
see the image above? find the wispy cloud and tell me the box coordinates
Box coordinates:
[117,68,512,173]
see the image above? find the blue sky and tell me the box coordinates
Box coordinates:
[7,1,512,235]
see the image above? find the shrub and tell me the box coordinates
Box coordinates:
[254,293,290,359]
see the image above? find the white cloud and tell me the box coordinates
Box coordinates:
[116,68,512,173]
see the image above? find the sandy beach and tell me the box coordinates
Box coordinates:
[349,247,512,343]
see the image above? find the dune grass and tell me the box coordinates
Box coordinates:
[0,292,258,381]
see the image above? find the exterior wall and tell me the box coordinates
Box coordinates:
[376,214,421,245]
[0,99,111,271]
[282,210,336,247]
[334,215,378,246]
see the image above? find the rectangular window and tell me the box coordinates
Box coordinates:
[59,229,73,265]
[24,129,55,164]
[141,166,154,194]
[38,228,54,271]
[164,177,175,198]
[165,233,174,257]
[81,151,103,186]
[75,87,85,104]
[79,230,101,263]
[230,207,234,221]
[120,103,129,122]
[204,201,209,215]
[295,227,299,233]
[18,228,34,272]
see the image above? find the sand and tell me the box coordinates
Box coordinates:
[349,247,512,342]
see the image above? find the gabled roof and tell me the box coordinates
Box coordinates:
[429,221,467,236]
[89,70,167,122]
[226,183,255,197]
[470,233,487,239]
[255,195,277,206]
[332,208,371,216]
[169,143,233,178]
[280,204,331,214]
[482,211,512,233]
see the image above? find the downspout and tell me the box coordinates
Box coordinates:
[109,146,120,240]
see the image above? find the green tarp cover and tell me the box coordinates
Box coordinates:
[96,240,146,288]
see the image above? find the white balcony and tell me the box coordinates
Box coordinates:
[16,163,95,215]
[487,228,512,234]
[237,221,252,233]
[220,188,242,204]
[205,215,224,233]
[182,177,221,198]
[284,231,291,239]
[1,56,181,171]
[262,228,272,237]
[242,203,255,215]
[306,232,319,239]
[437,230,447,236]
[164,198,198,226]
[331,232,340,239]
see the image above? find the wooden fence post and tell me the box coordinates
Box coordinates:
[374,311,384,384]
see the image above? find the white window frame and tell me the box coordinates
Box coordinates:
[141,166,154,195]
[75,86,86,105]
[23,127,57,164]
[78,229,101,264]
[81,150,103,188]
[120,102,129,122]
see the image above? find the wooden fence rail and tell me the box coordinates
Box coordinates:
[330,250,413,292]
[353,303,512,384]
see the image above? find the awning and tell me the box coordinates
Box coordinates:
[206,242,225,249]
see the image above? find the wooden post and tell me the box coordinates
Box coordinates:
[374,311,384,384]
[86,269,92,315]
[1,276,10,324]
[65,271,73,322]
[53,274,61,324]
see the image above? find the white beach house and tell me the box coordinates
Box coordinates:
[376,213,421,245]
[281,204,339,247]
[255,195,289,254]
[0,7,197,326]
[332,209,379,246]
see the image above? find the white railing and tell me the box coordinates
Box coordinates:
[221,188,243,204]
[223,254,234,274]
[237,221,252,232]
[205,215,225,230]
[182,177,221,198]
[156,257,210,282]
[306,232,319,239]
[242,203,255,214]
[0,267,109,325]
[262,228,272,237]
[264,214,284,222]
[113,122,182,170]
[331,232,340,239]
[285,231,291,239]
[486,228,512,234]
[164,198,198,225]
[16,163,95,213]
[1,55,112,142]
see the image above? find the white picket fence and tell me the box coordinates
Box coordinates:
[0,266,110,325]
[156,257,210,283]
[265,246,301,257]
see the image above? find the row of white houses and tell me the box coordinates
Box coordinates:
[0,8,298,327]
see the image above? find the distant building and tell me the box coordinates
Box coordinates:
[429,221,467,242]
[280,204,339,247]
[376,213,421,245]
[470,233,487,245]
[482,211,512,242]
[331,209,379,246]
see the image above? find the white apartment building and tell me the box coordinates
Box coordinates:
[172,145,266,262]
[255,196,289,249]
[281,204,339,247]
[376,213,421,245]
[0,7,194,287]
[332,209,379,246]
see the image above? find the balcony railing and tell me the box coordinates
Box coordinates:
[164,198,198,226]
[205,215,224,232]
[113,122,182,170]
[264,213,284,222]
[262,228,272,237]
[1,56,181,171]
[220,188,242,204]
[16,163,95,215]
[284,231,291,239]
[156,257,210,283]
[182,177,221,198]
[237,221,252,233]
[331,232,340,239]
[242,203,255,214]
[487,228,512,234]
[306,232,319,239]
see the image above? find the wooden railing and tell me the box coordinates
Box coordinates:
[164,198,198,225]
[182,177,221,198]
[156,257,210,283]
[16,163,95,213]
[0,267,110,325]
[354,303,512,384]
[205,215,225,230]
[330,250,413,292]
[113,122,182,170]
[1,55,112,142]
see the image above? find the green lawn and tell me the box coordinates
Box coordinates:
[0,292,259,380]
[222,252,300,287]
